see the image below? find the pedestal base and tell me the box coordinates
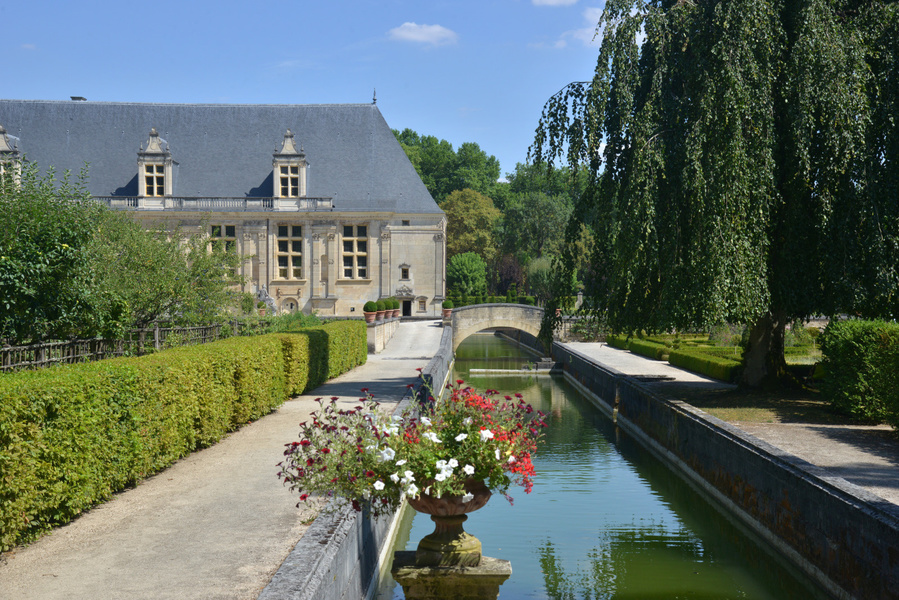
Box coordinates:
[391,551,512,600]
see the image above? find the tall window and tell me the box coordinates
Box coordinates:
[342,225,368,279]
[279,166,300,197]
[210,224,237,252]
[145,164,165,197]
[276,224,303,279]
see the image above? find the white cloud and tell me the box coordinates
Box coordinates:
[388,22,458,46]
[533,0,578,5]
[555,6,604,48]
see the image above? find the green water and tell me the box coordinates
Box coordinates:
[374,333,828,599]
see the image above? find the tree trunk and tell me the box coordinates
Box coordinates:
[741,310,788,388]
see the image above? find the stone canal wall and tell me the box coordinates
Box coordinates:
[553,342,899,600]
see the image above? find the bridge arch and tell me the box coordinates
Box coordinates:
[450,304,545,352]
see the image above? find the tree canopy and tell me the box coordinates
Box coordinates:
[442,188,503,263]
[393,128,501,203]
[531,0,899,386]
[446,252,488,297]
[0,164,242,344]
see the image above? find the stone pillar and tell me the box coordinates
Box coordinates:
[391,551,511,600]
[380,228,391,298]
[434,231,445,302]
[325,231,337,297]
[310,232,323,298]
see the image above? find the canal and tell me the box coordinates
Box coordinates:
[374,333,828,599]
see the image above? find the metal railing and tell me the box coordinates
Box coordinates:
[0,321,270,372]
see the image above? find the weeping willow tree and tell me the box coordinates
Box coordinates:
[532,0,898,387]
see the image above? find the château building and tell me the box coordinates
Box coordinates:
[0,99,446,317]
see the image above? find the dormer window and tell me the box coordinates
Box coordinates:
[138,128,172,197]
[273,129,307,199]
[0,124,21,187]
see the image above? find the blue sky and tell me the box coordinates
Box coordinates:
[2,0,604,178]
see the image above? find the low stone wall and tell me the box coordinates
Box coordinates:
[259,326,456,600]
[366,318,399,354]
[553,342,899,600]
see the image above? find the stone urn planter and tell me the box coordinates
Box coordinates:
[406,479,492,567]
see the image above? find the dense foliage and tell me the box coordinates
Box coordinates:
[393,129,501,203]
[446,252,488,297]
[531,0,899,386]
[820,319,899,424]
[0,321,366,551]
[0,164,242,344]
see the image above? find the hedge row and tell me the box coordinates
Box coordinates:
[820,319,899,424]
[667,349,743,383]
[0,321,366,551]
[605,334,741,382]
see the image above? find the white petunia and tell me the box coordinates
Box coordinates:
[378,447,396,462]
[435,459,448,470]
[373,480,385,491]
[463,417,472,426]
[406,483,420,498]
[461,492,474,503]
[420,416,432,427]
[479,429,494,441]
[396,459,407,466]
[455,433,468,442]
[508,455,517,463]
[423,431,442,443]
[390,472,400,483]
[434,472,447,482]
[463,464,475,475]
[495,448,501,460]
[404,470,415,480]
[448,458,459,468]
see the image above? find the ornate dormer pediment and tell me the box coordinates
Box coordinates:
[0,124,22,184]
[397,285,414,297]
[0,124,20,157]
[139,128,170,157]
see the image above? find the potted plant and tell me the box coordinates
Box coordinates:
[278,382,546,567]
[257,300,266,316]
[375,299,387,321]
[390,297,401,319]
[363,301,378,324]
[441,299,454,319]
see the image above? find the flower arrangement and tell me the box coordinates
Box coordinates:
[278,381,547,517]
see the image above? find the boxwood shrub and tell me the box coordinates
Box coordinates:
[667,348,742,382]
[628,338,670,361]
[820,319,899,424]
[0,320,366,551]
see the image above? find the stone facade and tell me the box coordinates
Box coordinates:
[0,99,446,317]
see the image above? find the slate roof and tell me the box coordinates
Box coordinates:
[0,99,442,215]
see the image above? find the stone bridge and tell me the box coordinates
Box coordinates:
[450,303,545,351]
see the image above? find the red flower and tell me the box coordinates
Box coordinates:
[321,448,331,454]
[300,440,312,447]
[300,493,309,501]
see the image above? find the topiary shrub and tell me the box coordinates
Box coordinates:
[364,301,377,312]
[820,319,899,424]
[442,299,454,309]
[375,300,386,312]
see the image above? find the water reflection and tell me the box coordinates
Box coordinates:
[375,334,825,600]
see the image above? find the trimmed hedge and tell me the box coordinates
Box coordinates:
[820,319,899,424]
[667,348,743,382]
[0,321,366,551]
[606,334,630,350]
[628,338,669,361]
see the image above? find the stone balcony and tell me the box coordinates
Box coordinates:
[93,196,334,212]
